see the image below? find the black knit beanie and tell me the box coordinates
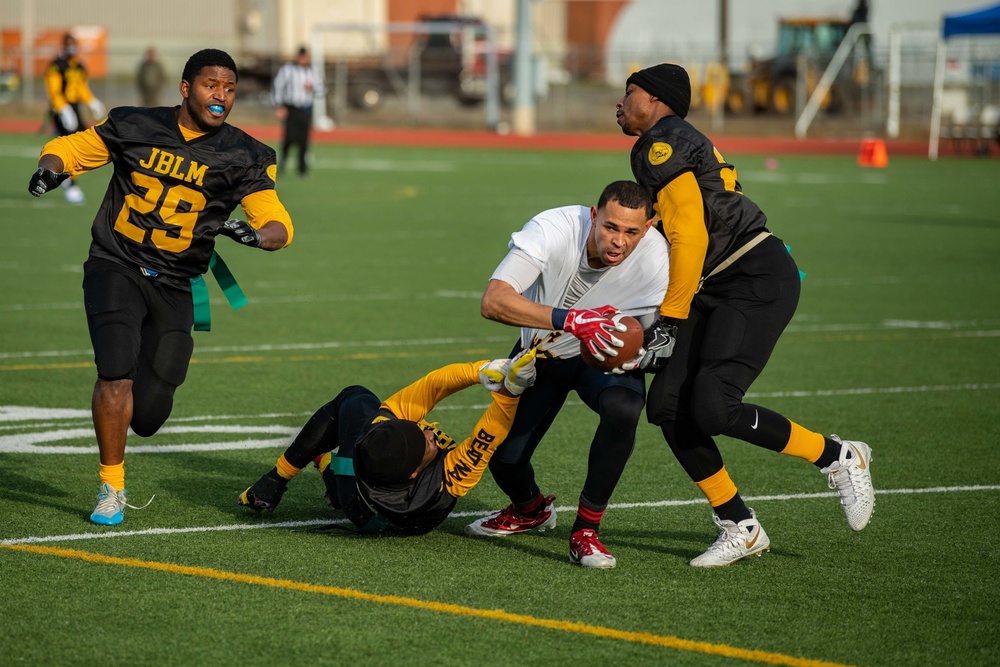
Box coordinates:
[356,420,426,485]
[626,63,691,119]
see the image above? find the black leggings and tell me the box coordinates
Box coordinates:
[282,385,381,469]
[489,354,645,509]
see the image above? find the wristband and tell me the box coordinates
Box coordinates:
[551,307,569,330]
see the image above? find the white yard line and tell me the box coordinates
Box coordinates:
[3,319,999,360]
[0,335,513,360]
[1,381,999,454]
[2,485,997,546]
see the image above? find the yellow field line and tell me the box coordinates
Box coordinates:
[2,543,851,667]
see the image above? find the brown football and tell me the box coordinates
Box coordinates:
[579,315,644,372]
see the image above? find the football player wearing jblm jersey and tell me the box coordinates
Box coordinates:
[28,49,294,526]
[615,63,874,567]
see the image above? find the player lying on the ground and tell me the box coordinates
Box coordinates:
[239,350,536,535]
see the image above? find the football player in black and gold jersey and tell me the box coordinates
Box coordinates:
[44,32,105,204]
[28,49,294,527]
[238,350,536,536]
[615,64,874,567]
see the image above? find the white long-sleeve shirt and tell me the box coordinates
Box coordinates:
[491,205,670,359]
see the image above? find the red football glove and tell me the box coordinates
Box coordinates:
[563,305,627,361]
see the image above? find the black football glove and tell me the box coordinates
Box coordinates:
[28,167,70,197]
[218,218,262,247]
[636,316,679,372]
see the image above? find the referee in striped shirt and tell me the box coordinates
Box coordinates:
[272,47,323,177]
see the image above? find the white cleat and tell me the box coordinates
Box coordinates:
[64,183,85,205]
[464,495,556,537]
[569,529,617,569]
[689,509,770,568]
[822,435,874,531]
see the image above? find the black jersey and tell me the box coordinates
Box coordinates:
[91,106,277,290]
[45,54,95,111]
[356,452,457,536]
[630,115,769,277]
[352,408,458,536]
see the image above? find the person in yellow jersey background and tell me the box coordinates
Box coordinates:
[44,32,106,204]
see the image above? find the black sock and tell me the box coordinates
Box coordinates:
[714,494,752,523]
[814,438,843,469]
[516,492,546,517]
[571,499,605,533]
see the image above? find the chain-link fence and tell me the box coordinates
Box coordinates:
[2,40,999,143]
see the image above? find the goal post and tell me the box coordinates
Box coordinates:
[794,22,874,139]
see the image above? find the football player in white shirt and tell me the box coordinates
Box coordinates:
[464,180,669,568]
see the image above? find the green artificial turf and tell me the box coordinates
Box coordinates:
[1,133,998,666]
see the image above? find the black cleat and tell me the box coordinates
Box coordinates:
[238,472,288,513]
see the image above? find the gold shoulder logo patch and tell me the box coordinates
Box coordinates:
[648,142,673,165]
[267,164,278,182]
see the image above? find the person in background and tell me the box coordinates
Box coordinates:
[44,32,105,204]
[271,46,324,178]
[137,46,167,107]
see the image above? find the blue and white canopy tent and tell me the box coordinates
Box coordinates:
[929,2,1000,158]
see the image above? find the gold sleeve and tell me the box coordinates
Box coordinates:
[44,65,67,108]
[381,361,487,423]
[75,77,96,105]
[655,171,709,319]
[442,392,519,497]
[241,190,294,247]
[40,127,111,177]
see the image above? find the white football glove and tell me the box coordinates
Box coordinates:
[88,98,106,119]
[504,348,537,396]
[478,358,510,393]
[58,105,79,132]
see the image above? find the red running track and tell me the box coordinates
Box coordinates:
[0,117,944,157]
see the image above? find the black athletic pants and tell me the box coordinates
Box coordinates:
[646,235,802,482]
[281,386,380,525]
[82,258,194,437]
[488,351,646,510]
[280,105,312,176]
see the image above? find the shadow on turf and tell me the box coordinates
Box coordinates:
[136,455,806,564]
[434,519,803,566]
[0,467,83,518]
[155,452,338,522]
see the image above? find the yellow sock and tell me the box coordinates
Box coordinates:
[781,421,825,463]
[694,467,739,507]
[275,454,302,480]
[316,452,332,475]
[99,463,125,491]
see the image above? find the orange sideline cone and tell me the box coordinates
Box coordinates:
[858,138,888,168]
